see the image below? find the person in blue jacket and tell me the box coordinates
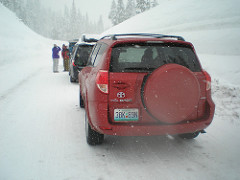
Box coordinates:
[52,44,61,73]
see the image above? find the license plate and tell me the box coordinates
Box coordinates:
[114,109,139,121]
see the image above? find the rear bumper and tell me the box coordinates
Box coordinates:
[90,99,215,136]
[98,118,213,136]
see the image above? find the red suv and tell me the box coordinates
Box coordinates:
[78,33,215,145]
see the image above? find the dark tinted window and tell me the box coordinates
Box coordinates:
[110,43,201,72]
[71,45,78,56]
[74,45,93,66]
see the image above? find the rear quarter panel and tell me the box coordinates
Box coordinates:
[80,45,112,132]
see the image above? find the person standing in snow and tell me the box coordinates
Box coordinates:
[61,45,70,71]
[52,44,61,73]
[61,44,65,69]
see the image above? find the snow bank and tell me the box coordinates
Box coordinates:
[0,4,61,95]
[0,5,52,66]
[102,0,240,55]
[102,0,240,87]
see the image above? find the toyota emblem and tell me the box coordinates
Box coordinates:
[117,92,125,98]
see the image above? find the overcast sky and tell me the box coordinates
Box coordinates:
[39,0,120,29]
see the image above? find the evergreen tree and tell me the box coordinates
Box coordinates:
[116,0,125,24]
[39,7,52,38]
[85,13,90,33]
[70,0,79,38]
[125,0,136,19]
[146,0,151,10]
[25,0,35,28]
[0,0,103,40]
[63,5,70,35]
[78,11,87,35]
[8,0,16,11]
[151,0,158,7]
[15,0,25,21]
[32,0,41,33]
[75,9,83,38]
[46,8,56,39]
[97,15,104,33]
[136,0,147,13]
[51,11,61,40]
[0,0,10,9]
[108,0,118,26]
[62,5,72,40]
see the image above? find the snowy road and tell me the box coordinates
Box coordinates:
[1,1,240,179]
[0,61,240,180]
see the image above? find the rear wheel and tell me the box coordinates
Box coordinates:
[70,76,76,82]
[79,93,84,108]
[178,131,200,139]
[85,112,104,145]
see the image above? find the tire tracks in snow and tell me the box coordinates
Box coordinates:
[0,67,44,102]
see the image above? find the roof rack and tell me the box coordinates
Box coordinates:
[100,33,185,41]
[81,34,99,43]
[68,39,79,43]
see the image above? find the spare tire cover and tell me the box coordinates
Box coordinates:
[143,64,200,124]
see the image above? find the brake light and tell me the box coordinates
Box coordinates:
[72,62,76,66]
[96,70,109,94]
[203,70,211,91]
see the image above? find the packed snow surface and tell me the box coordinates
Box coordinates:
[0,0,240,179]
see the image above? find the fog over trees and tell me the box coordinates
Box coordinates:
[109,0,158,26]
[0,0,158,40]
[0,0,104,40]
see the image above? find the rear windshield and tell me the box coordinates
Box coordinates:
[110,43,201,72]
[74,45,93,66]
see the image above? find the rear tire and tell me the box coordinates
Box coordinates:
[70,76,76,83]
[85,112,104,145]
[178,131,200,139]
[79,93,84,108]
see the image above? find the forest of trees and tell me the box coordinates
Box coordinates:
[0,0,158,40]
[0,0,104,40]
[109,0,158,25]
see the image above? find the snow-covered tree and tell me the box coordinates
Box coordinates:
[62,5,70,39]
[0,0,7,6]
[151,0,159,7]
[97,15,104,33]
[125,0,136,19]
[116,0,126,24]
[136,0,147,13]
[70,0,78,38]
[14,0,25,21]
[146,0,151,10]
[0,0,11,9]
[108,0,118,26]
[25,0,35,28]
[0,0,104,40]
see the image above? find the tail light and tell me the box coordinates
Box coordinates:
[72,62,76,66]
[203,70,211,91]
[96,70,109,94]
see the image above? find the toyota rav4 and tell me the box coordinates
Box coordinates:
[78,33,215,145]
